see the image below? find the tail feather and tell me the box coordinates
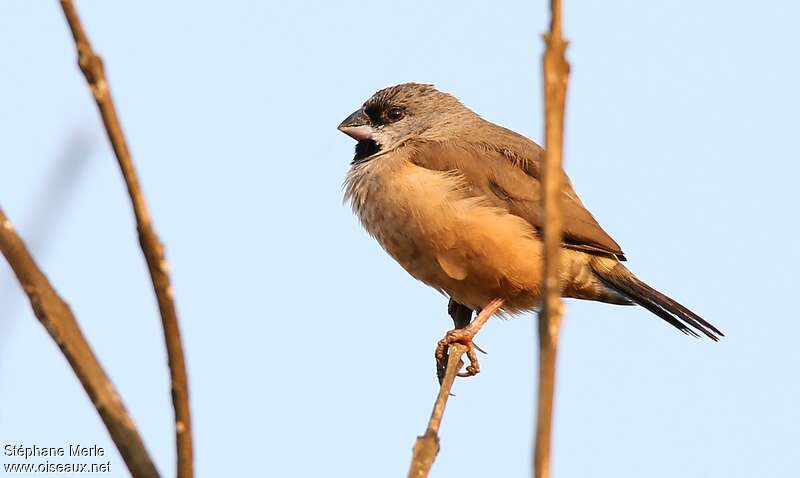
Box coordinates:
[592,260,723,341]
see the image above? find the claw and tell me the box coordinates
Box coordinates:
[433,298,505,384]
[435,329,480,381]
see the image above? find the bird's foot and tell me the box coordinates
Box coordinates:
[434,298,504,383]
[435,328,483,380]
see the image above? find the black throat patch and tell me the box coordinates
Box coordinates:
[351,139,381,165]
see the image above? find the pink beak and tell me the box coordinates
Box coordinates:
[338,107,374,141]
[338,125,374,141]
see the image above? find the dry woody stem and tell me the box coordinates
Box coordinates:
[535,0,570,477]
[0,208,159,477]
[58,1,193,476]
[407,343,467,478]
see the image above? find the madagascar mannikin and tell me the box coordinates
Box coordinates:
[338,83,722,378]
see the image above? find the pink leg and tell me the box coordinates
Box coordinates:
[435,298,505,381]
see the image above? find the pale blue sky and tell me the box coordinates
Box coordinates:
[1,1,798,477]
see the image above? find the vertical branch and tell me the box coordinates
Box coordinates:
[535,0,570,477]
[407,344,467,478]
[58,2,193,476]
[0,207,159,478]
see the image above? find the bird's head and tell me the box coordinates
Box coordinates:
[338,83,475,163]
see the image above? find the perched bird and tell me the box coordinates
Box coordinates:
[338,83,722,377]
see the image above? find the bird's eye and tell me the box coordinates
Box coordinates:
[385,107,404,123]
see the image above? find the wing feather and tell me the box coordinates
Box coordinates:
[407,129,625,259]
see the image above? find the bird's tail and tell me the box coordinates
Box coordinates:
[590,257,723,341]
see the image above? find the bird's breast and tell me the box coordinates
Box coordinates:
[344,156,544,311]
[345,158,435,275]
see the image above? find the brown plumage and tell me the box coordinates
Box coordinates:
[338,83,722,362]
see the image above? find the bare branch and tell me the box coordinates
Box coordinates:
[58,2,193,476]
[407,343,467,478]
[1,131,93,331]
[535,0,570,477]
[0,207,159,477]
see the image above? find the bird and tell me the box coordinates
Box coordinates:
[338,83,722,378]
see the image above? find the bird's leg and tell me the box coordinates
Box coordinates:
[447,298,473,329]
[439,299,474,383]
[436,298,504,381]
[448,299,487,356]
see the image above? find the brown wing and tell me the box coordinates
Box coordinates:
[407,129,626,260]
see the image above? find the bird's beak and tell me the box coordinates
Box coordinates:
[338,108,374,141]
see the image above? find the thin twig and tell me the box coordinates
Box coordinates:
[58,2,193,476]
[0,207,159,477]
[1,131,92,332]
[407,343,467,478]
[535,0,570,477]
